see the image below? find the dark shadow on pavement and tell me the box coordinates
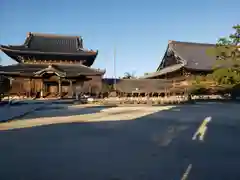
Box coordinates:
[0,103,240,180]
[19,105,117,120]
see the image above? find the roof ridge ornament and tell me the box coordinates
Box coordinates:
[24,33,33,47]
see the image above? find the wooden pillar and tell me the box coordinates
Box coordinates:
[58,78,62,98]
[88,83,91,95]
[69,80,73,98]
[165,73,167,98]
[29,78,32,97]
[40,79,44,98]
[19,80,21,97]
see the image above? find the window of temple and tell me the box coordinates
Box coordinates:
[159,92,165,97]
[133,93,138,97]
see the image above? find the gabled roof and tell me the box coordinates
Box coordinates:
[158,40,216,71]
[140,40,216,79]
[34,65,66,77]
[0,63,105,77]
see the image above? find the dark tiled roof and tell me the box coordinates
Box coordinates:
[168,41,216,70]
[0,63,105,77]
[141,41,217,79]
[139,64,183,79]
[0,63,46,74]
[56,64,105,76]
[0,32,98,60]
[24,32,83,52]
[158,41,216,70]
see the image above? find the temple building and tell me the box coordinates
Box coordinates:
[0,32,105,98]
[105,40,218,96]
[140,40,216,79]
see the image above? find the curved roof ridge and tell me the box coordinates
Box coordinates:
[28,32,81,39]
[0,45,97,55]
[168,40,215,46]
[76,63,106,73]
[57,63,105,74]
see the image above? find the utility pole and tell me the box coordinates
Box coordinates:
[113,46,117,91]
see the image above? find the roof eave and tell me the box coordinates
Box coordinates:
[0,45,98,57]
[184,67,213,72]
[77,71,105,76]
[0,71,33,77]
[0,46,22,63]
[140,63,184,79]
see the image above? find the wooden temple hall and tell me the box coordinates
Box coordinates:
[0,32,105,98]
[105,40,218,97]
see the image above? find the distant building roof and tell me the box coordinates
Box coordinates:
[103,78,187,93]
[140,40,217,79]
[140,64,184,79]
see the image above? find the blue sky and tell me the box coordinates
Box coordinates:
[0,0,239,78]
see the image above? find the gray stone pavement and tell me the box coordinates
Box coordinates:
[0,103,240,179]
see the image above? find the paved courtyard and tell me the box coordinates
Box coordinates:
[0,102,240,180]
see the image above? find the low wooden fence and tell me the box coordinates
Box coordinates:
[87,94,230,105]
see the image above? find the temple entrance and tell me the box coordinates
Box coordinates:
[38,72,82,99]
[40,73,60,98]
[43,81,58,98]
[5,70,92,99]
[42,80,74,98]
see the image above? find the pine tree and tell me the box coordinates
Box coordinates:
[211,24,240,85]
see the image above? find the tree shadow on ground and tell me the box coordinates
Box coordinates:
[0,103,240,180]
[19,104,117,120]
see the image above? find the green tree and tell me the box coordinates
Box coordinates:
[211,24,240,86]
[102,83,114,92]
[123,71,136,79]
